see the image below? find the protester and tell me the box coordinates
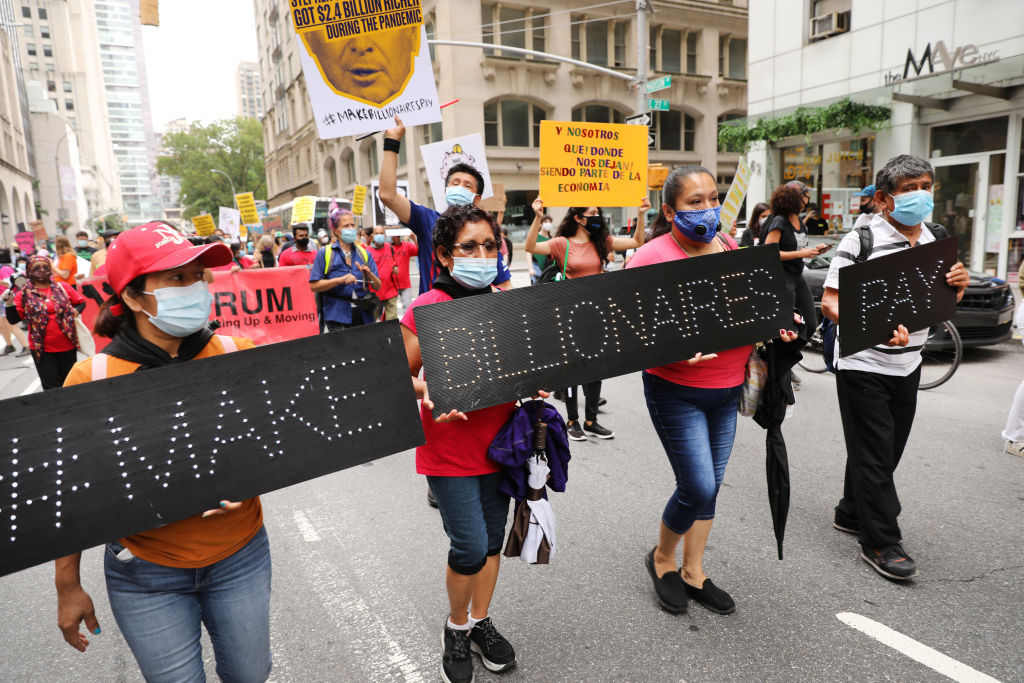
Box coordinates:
[316,229,330,246]
[278,222,318,268]
[229,242,256,270]
[90,231,117,276]
[379,116,512,294]
[392,232,418,310]
[309,205,382,330]
[3,254,86,388]
[804,203,829,235]
[52,222,272,681]
[524,197,649,441]
[253,234,277,268]
[500,227,513,266]
[530,215,553,283]
[739,201,771,247]
[627,165,799,615]
[368,225,400,320]
[52,235,79,286]
[853,183,878,229]
[274,231,290,250]
[401,205,526,683]
[74,230,96,258]
[0,250,29,356]
[821,154,969,581]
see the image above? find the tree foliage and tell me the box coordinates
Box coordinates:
[717,98,892,152]
[156,117,266,221]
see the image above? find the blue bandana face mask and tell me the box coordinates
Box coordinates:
[888,190,934,226]
[450,256,497,290]
[445,185,476,207]
[142,281,213,338]
[673,206,722,244]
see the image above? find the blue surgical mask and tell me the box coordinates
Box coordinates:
[372,234,387,246]
[450,256,497,290]
[673,206,722,244]
[339,228,358,244]
[888,190,934,226]
[77,240,88,248]
[142,281,213,337]
[445,185,476,207]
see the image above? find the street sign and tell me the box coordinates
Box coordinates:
[644,76,671,93]
[647,98,670,112]
[625,112,651,126]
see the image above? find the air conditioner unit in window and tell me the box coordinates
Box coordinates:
[809,11,850,40]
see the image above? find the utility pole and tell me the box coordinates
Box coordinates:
[635,0,650,114]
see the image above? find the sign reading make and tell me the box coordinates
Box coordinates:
[415,245,791,415]
[838,237,959,357]
[885,40,999,84]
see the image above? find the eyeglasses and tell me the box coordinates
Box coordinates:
[453,240,499,255]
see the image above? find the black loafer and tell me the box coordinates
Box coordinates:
[684,578,735,615]
[645,549,688,614]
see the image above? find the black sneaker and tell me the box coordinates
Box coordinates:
[833,518,859,535]
[684,577,735,615]
[441,623,474,683]
[566,421,586,441]
[14,347,29,357]
[468,617,516,673]
[1,345,13,356]
[583,421,614,439]
[427,486,439,509]
[597,398,607,407]
[861,544,918,580]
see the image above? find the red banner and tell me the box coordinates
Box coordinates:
[76,266,319,350]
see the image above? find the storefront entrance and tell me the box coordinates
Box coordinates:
[932,152,1006,274]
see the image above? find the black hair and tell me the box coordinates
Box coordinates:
[650,165,715,238]
[93,273,147,338]
[0,248,11,266]
[771,184,805,217]
[557,207,610,265]
[445,163,485,197]
[747,201,771,242]
[876,154,934,195]
[432,205,499,270]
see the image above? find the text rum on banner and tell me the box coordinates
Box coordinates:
[539,120,648,207]
[419,134,493,210]
[193,214,216,236]
[235,192,260,226]
[719,157,753,231]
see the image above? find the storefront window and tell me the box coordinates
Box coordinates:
[930,116,1007,158]
[781,136,873,232]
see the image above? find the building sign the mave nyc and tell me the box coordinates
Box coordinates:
[885,40,999,84]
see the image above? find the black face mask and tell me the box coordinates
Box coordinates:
[584,215,604,234]
[858,203,873,215]
[295,237,309,248]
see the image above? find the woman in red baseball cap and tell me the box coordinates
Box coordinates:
[54,222,274,682]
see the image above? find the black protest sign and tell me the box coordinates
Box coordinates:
[415,245,791,415]
[838,237,958,357]
[0,320,422,578]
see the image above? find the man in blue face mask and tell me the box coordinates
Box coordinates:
[309,208,383,331]
[378,116,512,295]
[820,154,970,582]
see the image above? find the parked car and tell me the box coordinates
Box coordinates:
[802,248,1015,347]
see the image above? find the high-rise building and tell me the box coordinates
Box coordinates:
[95,0,162,223]
[0,21,35,245]
[253,0,747,233]
[236,61,262,119]
[14,0,123,234]
[156,116,187,221]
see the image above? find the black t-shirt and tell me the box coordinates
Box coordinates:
[765,215,808,276]
[805,216,828,235]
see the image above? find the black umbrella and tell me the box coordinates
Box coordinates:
[753,326,807,560]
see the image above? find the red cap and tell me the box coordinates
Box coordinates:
[104,222,232,296]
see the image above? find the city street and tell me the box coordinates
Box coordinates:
[0,320,1021,681]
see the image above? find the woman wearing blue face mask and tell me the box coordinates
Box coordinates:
[55,222,274,682]
[628,166,799,616]
[309,204,383,331]
[525,198,649,442]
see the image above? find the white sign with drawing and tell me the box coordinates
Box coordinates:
[419,134,494,210]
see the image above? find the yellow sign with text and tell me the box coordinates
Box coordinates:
[539,120,648,207]
[292,196,316,224]
[235,192,259,225]
[719,157,752,232]
[193,214,216,236]
[352,185,367,216]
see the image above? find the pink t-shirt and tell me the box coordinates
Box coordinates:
[626,232,751,389]
[401,288,517,477]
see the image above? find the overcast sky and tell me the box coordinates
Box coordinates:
[141,0,259,131]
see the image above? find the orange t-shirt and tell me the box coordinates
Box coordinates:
[55,252,78,285]
[63,335,264,568]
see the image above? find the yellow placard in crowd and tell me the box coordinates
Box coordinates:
[292,196,316,224]
[235,192,260,225]
[538,121,648,207]
[719,157,753,231]
[193,214,216,236]
[352,185,368,216]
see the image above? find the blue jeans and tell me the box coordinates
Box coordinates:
[104,526,272,683]
[427,472,510,575]
[643,372,741,534]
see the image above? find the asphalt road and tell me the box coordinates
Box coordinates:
[0,293,1022,681]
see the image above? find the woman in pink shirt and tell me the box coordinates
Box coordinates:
[627,165,797,617]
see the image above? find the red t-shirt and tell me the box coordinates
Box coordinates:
[393,241,417,290]
[278,246,318,268]
[546,235,615,279]
[368,243,399,300]
[626,232,751,389]
[15,282,86,352]
[401,288,516,476]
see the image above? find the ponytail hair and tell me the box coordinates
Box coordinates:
[92,273,147,338]
[649,165,715,238]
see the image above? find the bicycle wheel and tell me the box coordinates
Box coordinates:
[797,316,829,374]
[918,320,962,390]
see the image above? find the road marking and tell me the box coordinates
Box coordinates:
[837,612,1001,682]
[19,378,40,396]
[292,510,321,542]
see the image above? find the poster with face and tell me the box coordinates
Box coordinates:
[370,179,409,226]
[419,134,494,210]
[291,1,441,139]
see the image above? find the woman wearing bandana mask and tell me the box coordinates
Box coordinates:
[525,198,649,442]
[627,166,800,617]
[3,254,87,388]
[53,222,273,682]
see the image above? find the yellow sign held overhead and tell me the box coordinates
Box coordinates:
[538,120,648,208]
[235,192,260,225]
[352,185,368,216]
[193,214,216,237]
[291,196,316,224]
[719,158,753,232]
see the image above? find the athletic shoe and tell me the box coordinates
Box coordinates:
[860,544,918,580]
[833,517,860,535]
[645,548,688,613]
[1005,441,1024,458]
[598,398,607,407]
[684,577,736,614]
[583,421,614,439]
[441,623,474,683]
[14,347,28,357]
[1,345,13,356]
[566,421,586,441]
[427,487,439,509]
[468,617,516,673]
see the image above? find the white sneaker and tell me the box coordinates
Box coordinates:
[1005,441,1024,457]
